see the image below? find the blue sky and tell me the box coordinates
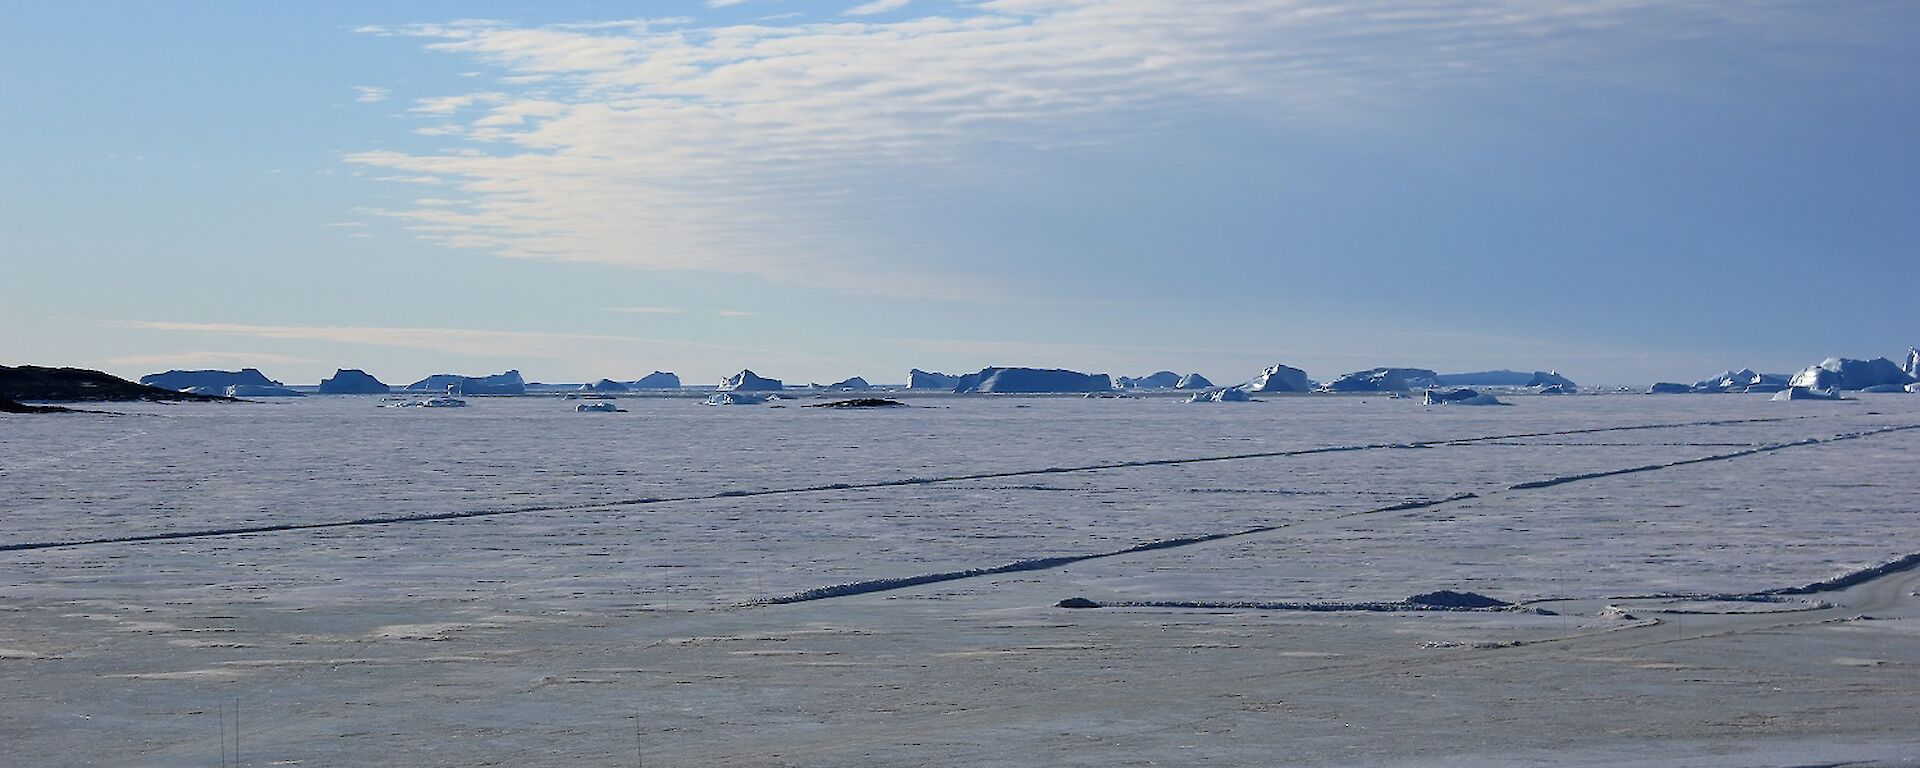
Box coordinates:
[3,1,1916,387]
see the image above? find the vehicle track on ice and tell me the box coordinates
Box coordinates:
[741,422,1920,607]
[0,413,1854,554]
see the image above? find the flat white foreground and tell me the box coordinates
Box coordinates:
[2,394,1918,766]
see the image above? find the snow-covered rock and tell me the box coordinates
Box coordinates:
[908,369,963,390]
[1649,382,1691,394]
[704,392,769,405]
[141,368,278,392]
[631,371,681,389]
[1787,357,1914,391]
[719,369,784,391]
[584,379,629,392]
[1175,373,1213,390]
[1188,388,1253,403]
[1328,367,1438,393]
[317,369,389,394]
[1423,388,1505,406]
[952,367,1111,393]
[407,370,526,395]
[1244,363,1312,393]
[1772,386,1844,402]
[1118,371,1182,389]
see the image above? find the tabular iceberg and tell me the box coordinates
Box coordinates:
[823,377,872,391]
[1423,388,1505,406]
[318,369,390,394]
[407,371,526,395]
[141,368,279,392]
[632,371,681,389]
[1117,371,1182,389]
[908,369,963,390]
[951,367,1111,393]
[1327,367,1438,393]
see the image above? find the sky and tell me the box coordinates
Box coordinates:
[3,0,1917,387]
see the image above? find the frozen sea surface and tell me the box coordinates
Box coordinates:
[2,394,1918,766]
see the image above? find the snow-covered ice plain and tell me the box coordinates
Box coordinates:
[4,394,1919,766]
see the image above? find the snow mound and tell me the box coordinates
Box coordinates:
[1118,371,1181,389]
[1244,363,1312,393]
[952,367,1111,393]
[907,369,962,390]
[1771,386,1844,401]
[1787,357,1914,391]
[1175,373,1213,390]
[407,371,526,395]
[1327,367,1438,393]
[141,368,279,392]
[1423,388,1505,406]
[719,369,784,391]
[1188,388,1254,403]
[318,369,389,394]
[704,392,769,406]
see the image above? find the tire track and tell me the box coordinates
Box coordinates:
[0,413,1843,554]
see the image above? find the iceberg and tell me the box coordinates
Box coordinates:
[704,392,769,405]
[951,367,1111,393]
[1648,382,1691,394]
[225,384,305,398]
[141,368,279,392]
[631,371,681,389]
[1690,369,1790,393]
[1858,384,1910,394]
[387,397,467,408]
[1787,357,1914,391]
[575,401,624,412]
[1328,367,1438,393]
[1423,388,1506,406]
[719,369,784,391]
[317,369,390,394]
[1187,388,1253,403]
[823,377,872,391]
[584,378,630,392]
[406,370,526,395]
[1526,371,1577,390]
[1772,386,1844,402]
[1118,371,1181,389]
[1244,363,1313,393]
[1433,370,1534,387]
[1175,373,1213,390]
[908,369,963,390]
[1907,347,1919,380]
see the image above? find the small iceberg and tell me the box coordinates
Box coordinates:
[1771,386,1844,402]
[1423,388,1506,406]
[705,392,770,406]
[575,401,624,412]
[1188,388,1254,403]
[719,369,784,392]
[388,397,468,408]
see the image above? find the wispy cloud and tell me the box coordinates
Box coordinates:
[845,0,911,15]
[603,306,687,314]
[348,2,1812,299]
[98,351,316,369]
[715,310,756,318]
[351,85,391,103]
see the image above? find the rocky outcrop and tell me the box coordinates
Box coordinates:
[318,369,390,394]
[407,370,526,395]
[1328,367,1438,393]
[1244,363,1312,393]
[1,365,231,402]
[951,367,1111,393]
[1175,373,1213,390]
[908,369,963,390]
[719,369,784,391]
[632,371,681,389]
[140,368,278,392]
[1788,357,1915,391]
